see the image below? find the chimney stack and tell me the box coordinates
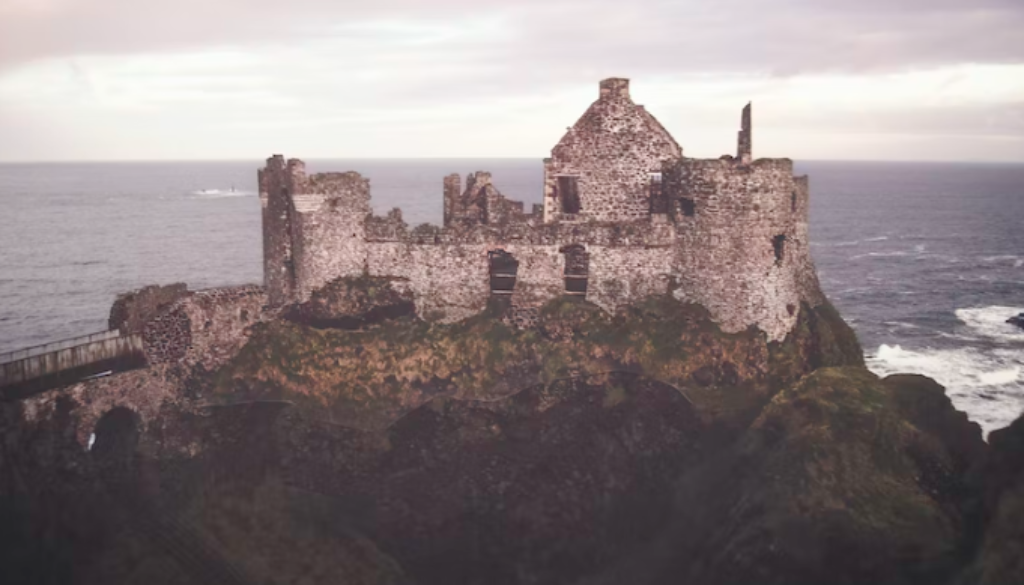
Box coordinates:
[599,78,630,100]
[737,102,752,164]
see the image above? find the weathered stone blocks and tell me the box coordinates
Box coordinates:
[257,79,827,342]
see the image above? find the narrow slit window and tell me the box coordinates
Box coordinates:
[773,234,786,265]
[558,176,581,214]
[791,191,797,213]
[649,172,668,214]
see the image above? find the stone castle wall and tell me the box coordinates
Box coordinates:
[129,285,268,368]
[543,78,682,223]
[257,80,827,342]
[109,283,190,334]
[258,157,818,340]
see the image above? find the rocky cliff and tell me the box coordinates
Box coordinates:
[1,278,1020,585]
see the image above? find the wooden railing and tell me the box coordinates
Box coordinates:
[0,330,146,396]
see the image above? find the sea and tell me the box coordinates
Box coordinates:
[0,160,1021,435]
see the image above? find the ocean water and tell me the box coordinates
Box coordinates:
[1,160,1022,434]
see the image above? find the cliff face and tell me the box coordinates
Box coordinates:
[958,414,1024,584]
[209,278,861,432]
[616,368,986,585]
[3,279,1019,585]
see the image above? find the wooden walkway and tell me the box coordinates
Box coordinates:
[0,330,147,400]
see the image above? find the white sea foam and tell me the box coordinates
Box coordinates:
[981,255,1021,264]
[191,188,254,198]
[956,305,1024,343]
[883,321,921,329]
[865,236,889,242]
[851,251,909,260]
[980,367,1021,385]
[867,343,1024,437]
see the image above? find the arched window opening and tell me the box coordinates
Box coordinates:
[561,244,589,295]
[488,250,519,296]
[773,235,787,266]
[91,406,140,466]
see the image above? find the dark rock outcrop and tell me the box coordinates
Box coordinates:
[10,291,1012,585]
[572,367,984,585]
[274,373,705,585]
[956,414,1024,584]
[0,399,409,585]
[1006,313,1024,330]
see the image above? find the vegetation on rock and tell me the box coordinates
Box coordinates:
[5,277,1022,585]
[211,278,862,432]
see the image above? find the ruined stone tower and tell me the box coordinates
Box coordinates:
[258,78,824,341]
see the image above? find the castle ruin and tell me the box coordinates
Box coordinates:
[258,78,823,341]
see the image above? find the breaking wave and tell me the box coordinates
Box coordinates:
[867,344,1024,437]
[956,305,1024,343]
[191,188,255,198]
[850,251,910,260]
[867,305,1024,437]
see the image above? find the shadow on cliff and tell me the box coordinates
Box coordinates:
[9,278,1021,585]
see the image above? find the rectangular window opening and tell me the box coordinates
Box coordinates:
[488,250,519,295]
[558,176,581,214]
[649,172,668,214]
[561,245,589,296]
[680,198,696,217]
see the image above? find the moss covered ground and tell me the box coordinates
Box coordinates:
[210,283,862,430]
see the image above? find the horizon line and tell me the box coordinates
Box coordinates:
[1,157,1023,165]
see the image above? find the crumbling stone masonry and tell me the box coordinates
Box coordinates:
[259,78,825,342]
[117,285,268,369]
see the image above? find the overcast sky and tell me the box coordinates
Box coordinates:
[1,0,1022,162]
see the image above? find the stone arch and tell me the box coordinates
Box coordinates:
[561,244,590,296]
[91,406,141,466]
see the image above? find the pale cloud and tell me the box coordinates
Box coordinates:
[0,0,1022,161]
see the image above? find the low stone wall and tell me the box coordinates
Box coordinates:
[131,284,268,369]
[109,283,189,334]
